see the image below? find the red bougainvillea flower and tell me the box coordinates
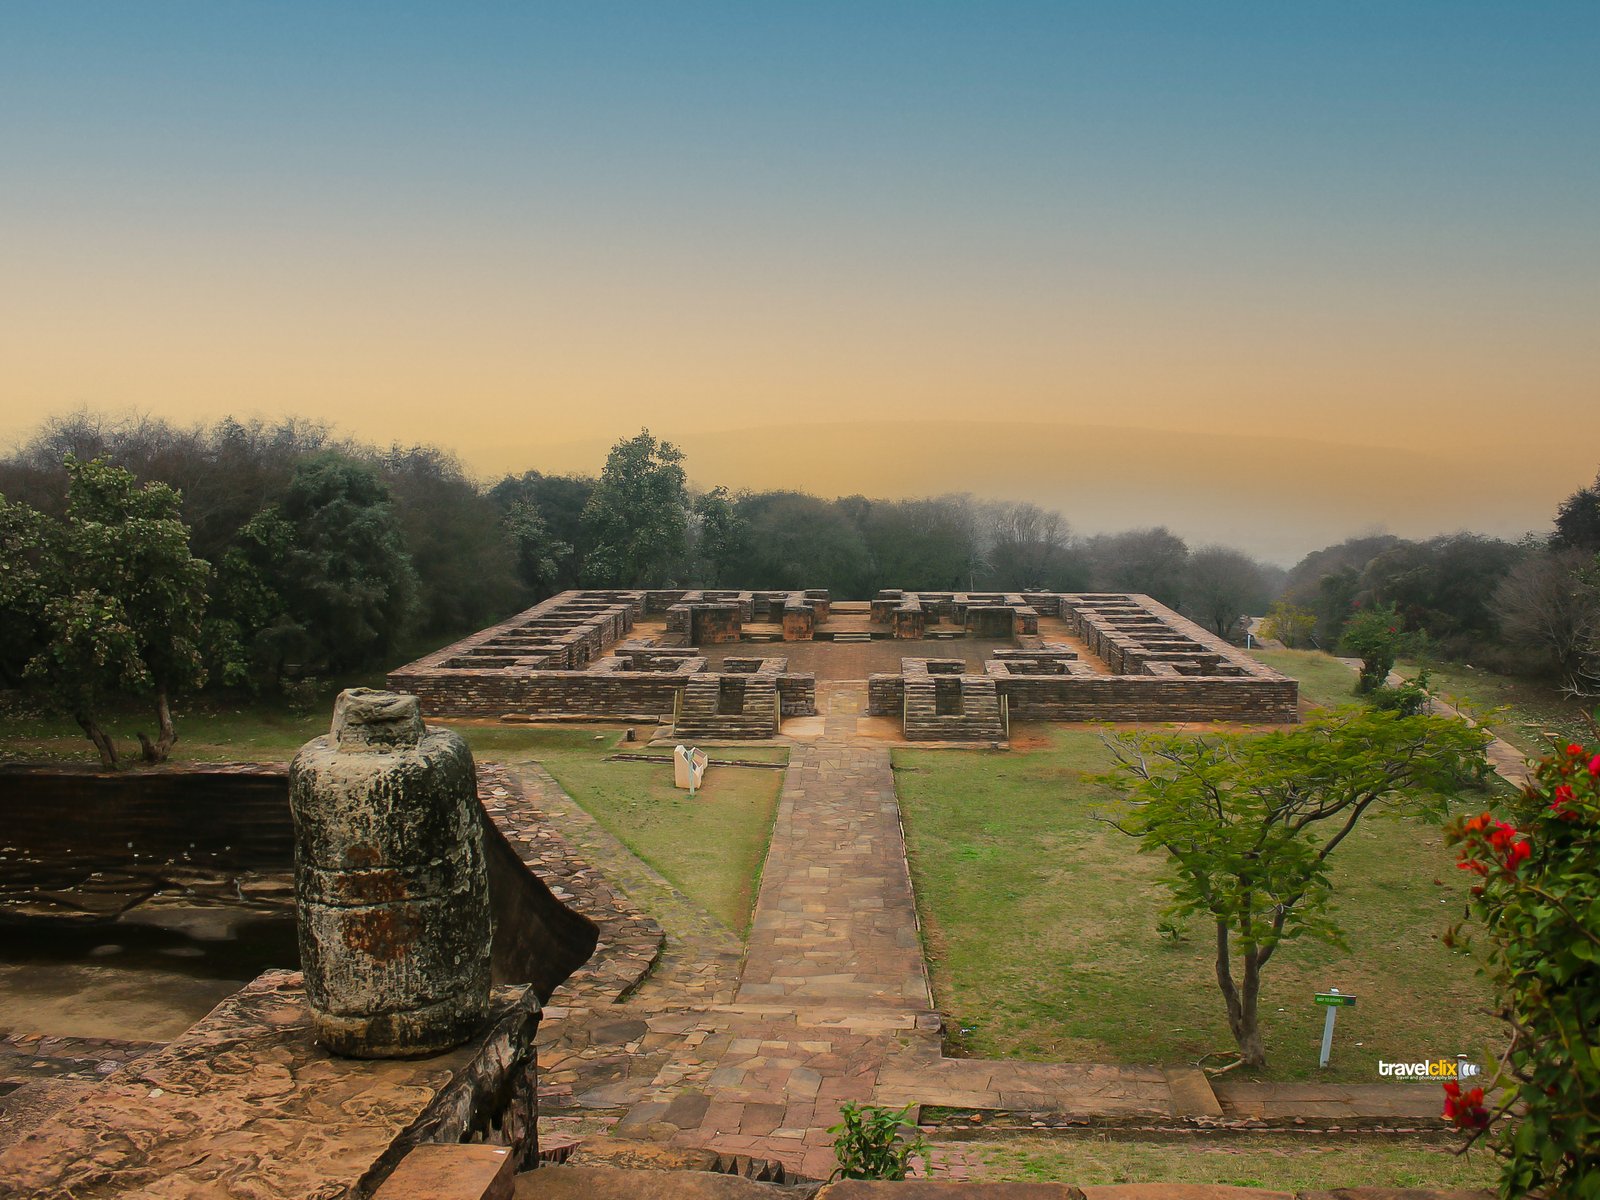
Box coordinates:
[1505,839,1531,870]
[1487,821,1517,853]
[1463,812,1492,834]
[1550,784,1579,820]
[1589,754,1600,778]
[1442,1080,1491,1130]
[1567,744,1587,757]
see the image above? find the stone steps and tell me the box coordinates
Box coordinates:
[901,675,1005,742]
[675,674,781,740]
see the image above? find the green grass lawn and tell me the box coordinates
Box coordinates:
[1249,647,1363,711]
[0,693,332,764]
[894,725,1503,1082]
[477,728,788,935]
[1251,644,1596,761]
[959,1133,1496,1190]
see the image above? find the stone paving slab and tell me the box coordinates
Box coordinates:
[1213,1080,1446,1123]
[737,695,931,1013]
[0,971,542,1200]
[485,763,750,1120]
[874,1058,1175,1117]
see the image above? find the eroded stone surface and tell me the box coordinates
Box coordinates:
[0,970,540,1200]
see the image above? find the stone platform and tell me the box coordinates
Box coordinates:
[0,970,542,1199]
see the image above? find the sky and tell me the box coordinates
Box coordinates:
[2,2,1596,564]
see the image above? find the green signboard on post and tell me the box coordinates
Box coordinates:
[1314,992,1356,1007]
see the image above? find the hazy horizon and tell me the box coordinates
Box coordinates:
[5,408,1584,567]
[3,3,1596,566]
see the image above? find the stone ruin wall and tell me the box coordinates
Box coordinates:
[867,593,1296,727]
[390,588,1292,730]
[388,590,819,722]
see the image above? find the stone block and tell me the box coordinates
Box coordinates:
[373,1143,515,1200]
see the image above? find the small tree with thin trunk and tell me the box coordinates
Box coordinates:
[1100,708,1489,1069]
[21,455,210,767]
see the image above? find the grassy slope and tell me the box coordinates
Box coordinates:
[1397,658,1596,758]
[963,1134,1497,1190]
[531,733,787,934]
[1249,647,1363,711]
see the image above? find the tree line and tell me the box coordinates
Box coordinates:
[1262,474,1600,702]
[3,410,1596,763]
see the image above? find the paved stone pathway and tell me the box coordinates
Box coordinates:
[609,682,947,1177]
[736,695,931,1012]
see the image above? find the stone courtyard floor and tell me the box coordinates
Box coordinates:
[518,681,1450,1182]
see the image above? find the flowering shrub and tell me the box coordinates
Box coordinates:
[1446,739,1600,1198]
[1442,1079,1491,1132]
[1340,602,1407,693]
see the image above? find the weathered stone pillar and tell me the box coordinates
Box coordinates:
[288,688,491,1057]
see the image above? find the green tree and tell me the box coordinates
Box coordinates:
[1552,469,1600,554]
[276,453,417,672]
[501,498,570,599]
[0,493,52,685]
[22,456,210,767]
[731,491,873,595]
[488,470,594,591]
[691,486,748,588]
[580,430,689,587]
[377,443,523,634]
[1102,708,1489,1069]
[981,501,1084,592]
[1086,526,1190,608]
[1340,602,1407,693]
[1183,545,1269,638]
[1492,549,1600,701]
[1447,742,1600,1198]
[204,507,307,690]
[1259,599,1317,648]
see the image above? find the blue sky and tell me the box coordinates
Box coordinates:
[3,3,1597,559]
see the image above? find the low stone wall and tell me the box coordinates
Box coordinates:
[691,603,744,644]
[392,592,645,680]
[776,674,817,717]
[0,763,293,892]
[868,674,905,715]
[1000,673,1299,723]
[868,592,1297,726]
[395,668,695,718]
[781,600,815,640]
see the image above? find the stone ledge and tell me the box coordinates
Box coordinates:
[373,1143,516,1200]
[0,970,541,1200]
